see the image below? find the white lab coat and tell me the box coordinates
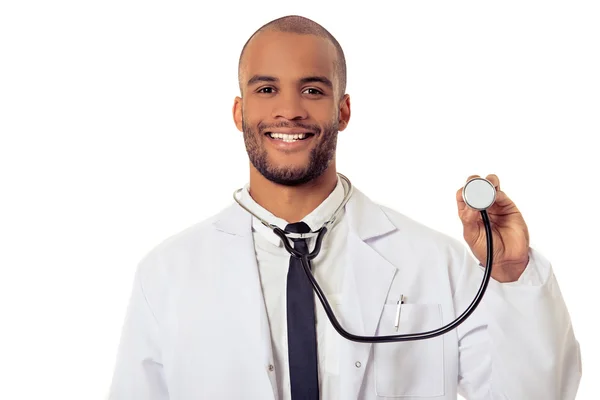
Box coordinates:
[109,186,581,400]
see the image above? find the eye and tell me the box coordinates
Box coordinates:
[303,88,323,95]
[257,87,275,94]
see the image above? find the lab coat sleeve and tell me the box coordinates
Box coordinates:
[454,247,582,400]
[108,263,169,400]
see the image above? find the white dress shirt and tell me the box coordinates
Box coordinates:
[238,175,348,400]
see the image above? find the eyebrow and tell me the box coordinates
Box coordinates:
[247,75,333,89]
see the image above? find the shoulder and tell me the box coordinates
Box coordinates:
[135,203,236,277]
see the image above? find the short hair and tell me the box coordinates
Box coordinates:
[238,15,347,100]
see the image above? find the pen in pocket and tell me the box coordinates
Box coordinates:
[394,294,405,331]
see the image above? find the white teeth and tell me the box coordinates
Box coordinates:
[269,132,308,141]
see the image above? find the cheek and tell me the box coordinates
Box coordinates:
[241,112,259,129]
[308,103,337,120]
[241,105,265,128]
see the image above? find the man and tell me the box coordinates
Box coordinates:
[109,15,581,400]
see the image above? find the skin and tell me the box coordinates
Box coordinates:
[233,29,529,282]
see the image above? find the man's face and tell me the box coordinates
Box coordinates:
[233,30,350,186]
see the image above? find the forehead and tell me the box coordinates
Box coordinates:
[242,31,337,84]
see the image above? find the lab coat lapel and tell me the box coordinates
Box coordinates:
[339,188,398,400]
[213,204,277,399]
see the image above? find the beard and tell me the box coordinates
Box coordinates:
[242,115,339,186]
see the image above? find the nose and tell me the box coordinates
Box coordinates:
[271,91,308,121]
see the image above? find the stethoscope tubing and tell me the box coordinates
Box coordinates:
[274,210,493,343]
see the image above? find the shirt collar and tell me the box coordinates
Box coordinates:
[238,175,346,247]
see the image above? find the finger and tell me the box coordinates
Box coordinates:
[456,187,481,223]
[456,187,465,208]
[456,186,470,208]
[486,174,500,191]
[490,188,514,207]
[465,174,480,184]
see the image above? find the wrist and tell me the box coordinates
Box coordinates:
[492,258,530,283]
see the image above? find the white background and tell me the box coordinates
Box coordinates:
[1,1,598,399]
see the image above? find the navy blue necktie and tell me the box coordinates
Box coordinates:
[285,222,319,399]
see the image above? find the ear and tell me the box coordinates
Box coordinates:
[338,94,351,131]
[232,96,243,132]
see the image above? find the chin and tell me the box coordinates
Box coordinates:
[267,154,309,169]
[260,165,311,185]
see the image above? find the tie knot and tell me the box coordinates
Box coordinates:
[285,221,312,234]
[284,222,312,249]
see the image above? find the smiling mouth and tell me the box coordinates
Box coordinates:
[265,132,315,142]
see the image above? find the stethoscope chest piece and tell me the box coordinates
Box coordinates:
[463,177,496,211]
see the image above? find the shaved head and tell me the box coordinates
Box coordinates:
[238,15,347,100]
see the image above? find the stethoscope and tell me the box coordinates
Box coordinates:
[233,173,496,343]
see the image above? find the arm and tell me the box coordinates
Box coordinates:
[108,265,169,399]
[455,246,582,399]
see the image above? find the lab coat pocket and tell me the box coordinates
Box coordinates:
[373,303,444,398]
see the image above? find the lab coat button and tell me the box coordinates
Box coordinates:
[355,361,361,368]
[268,364,275,372]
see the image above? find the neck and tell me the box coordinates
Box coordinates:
[248,163,338,223]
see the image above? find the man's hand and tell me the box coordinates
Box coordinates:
[456,174,530,283]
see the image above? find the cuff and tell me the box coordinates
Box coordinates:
[479,247,551,287]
